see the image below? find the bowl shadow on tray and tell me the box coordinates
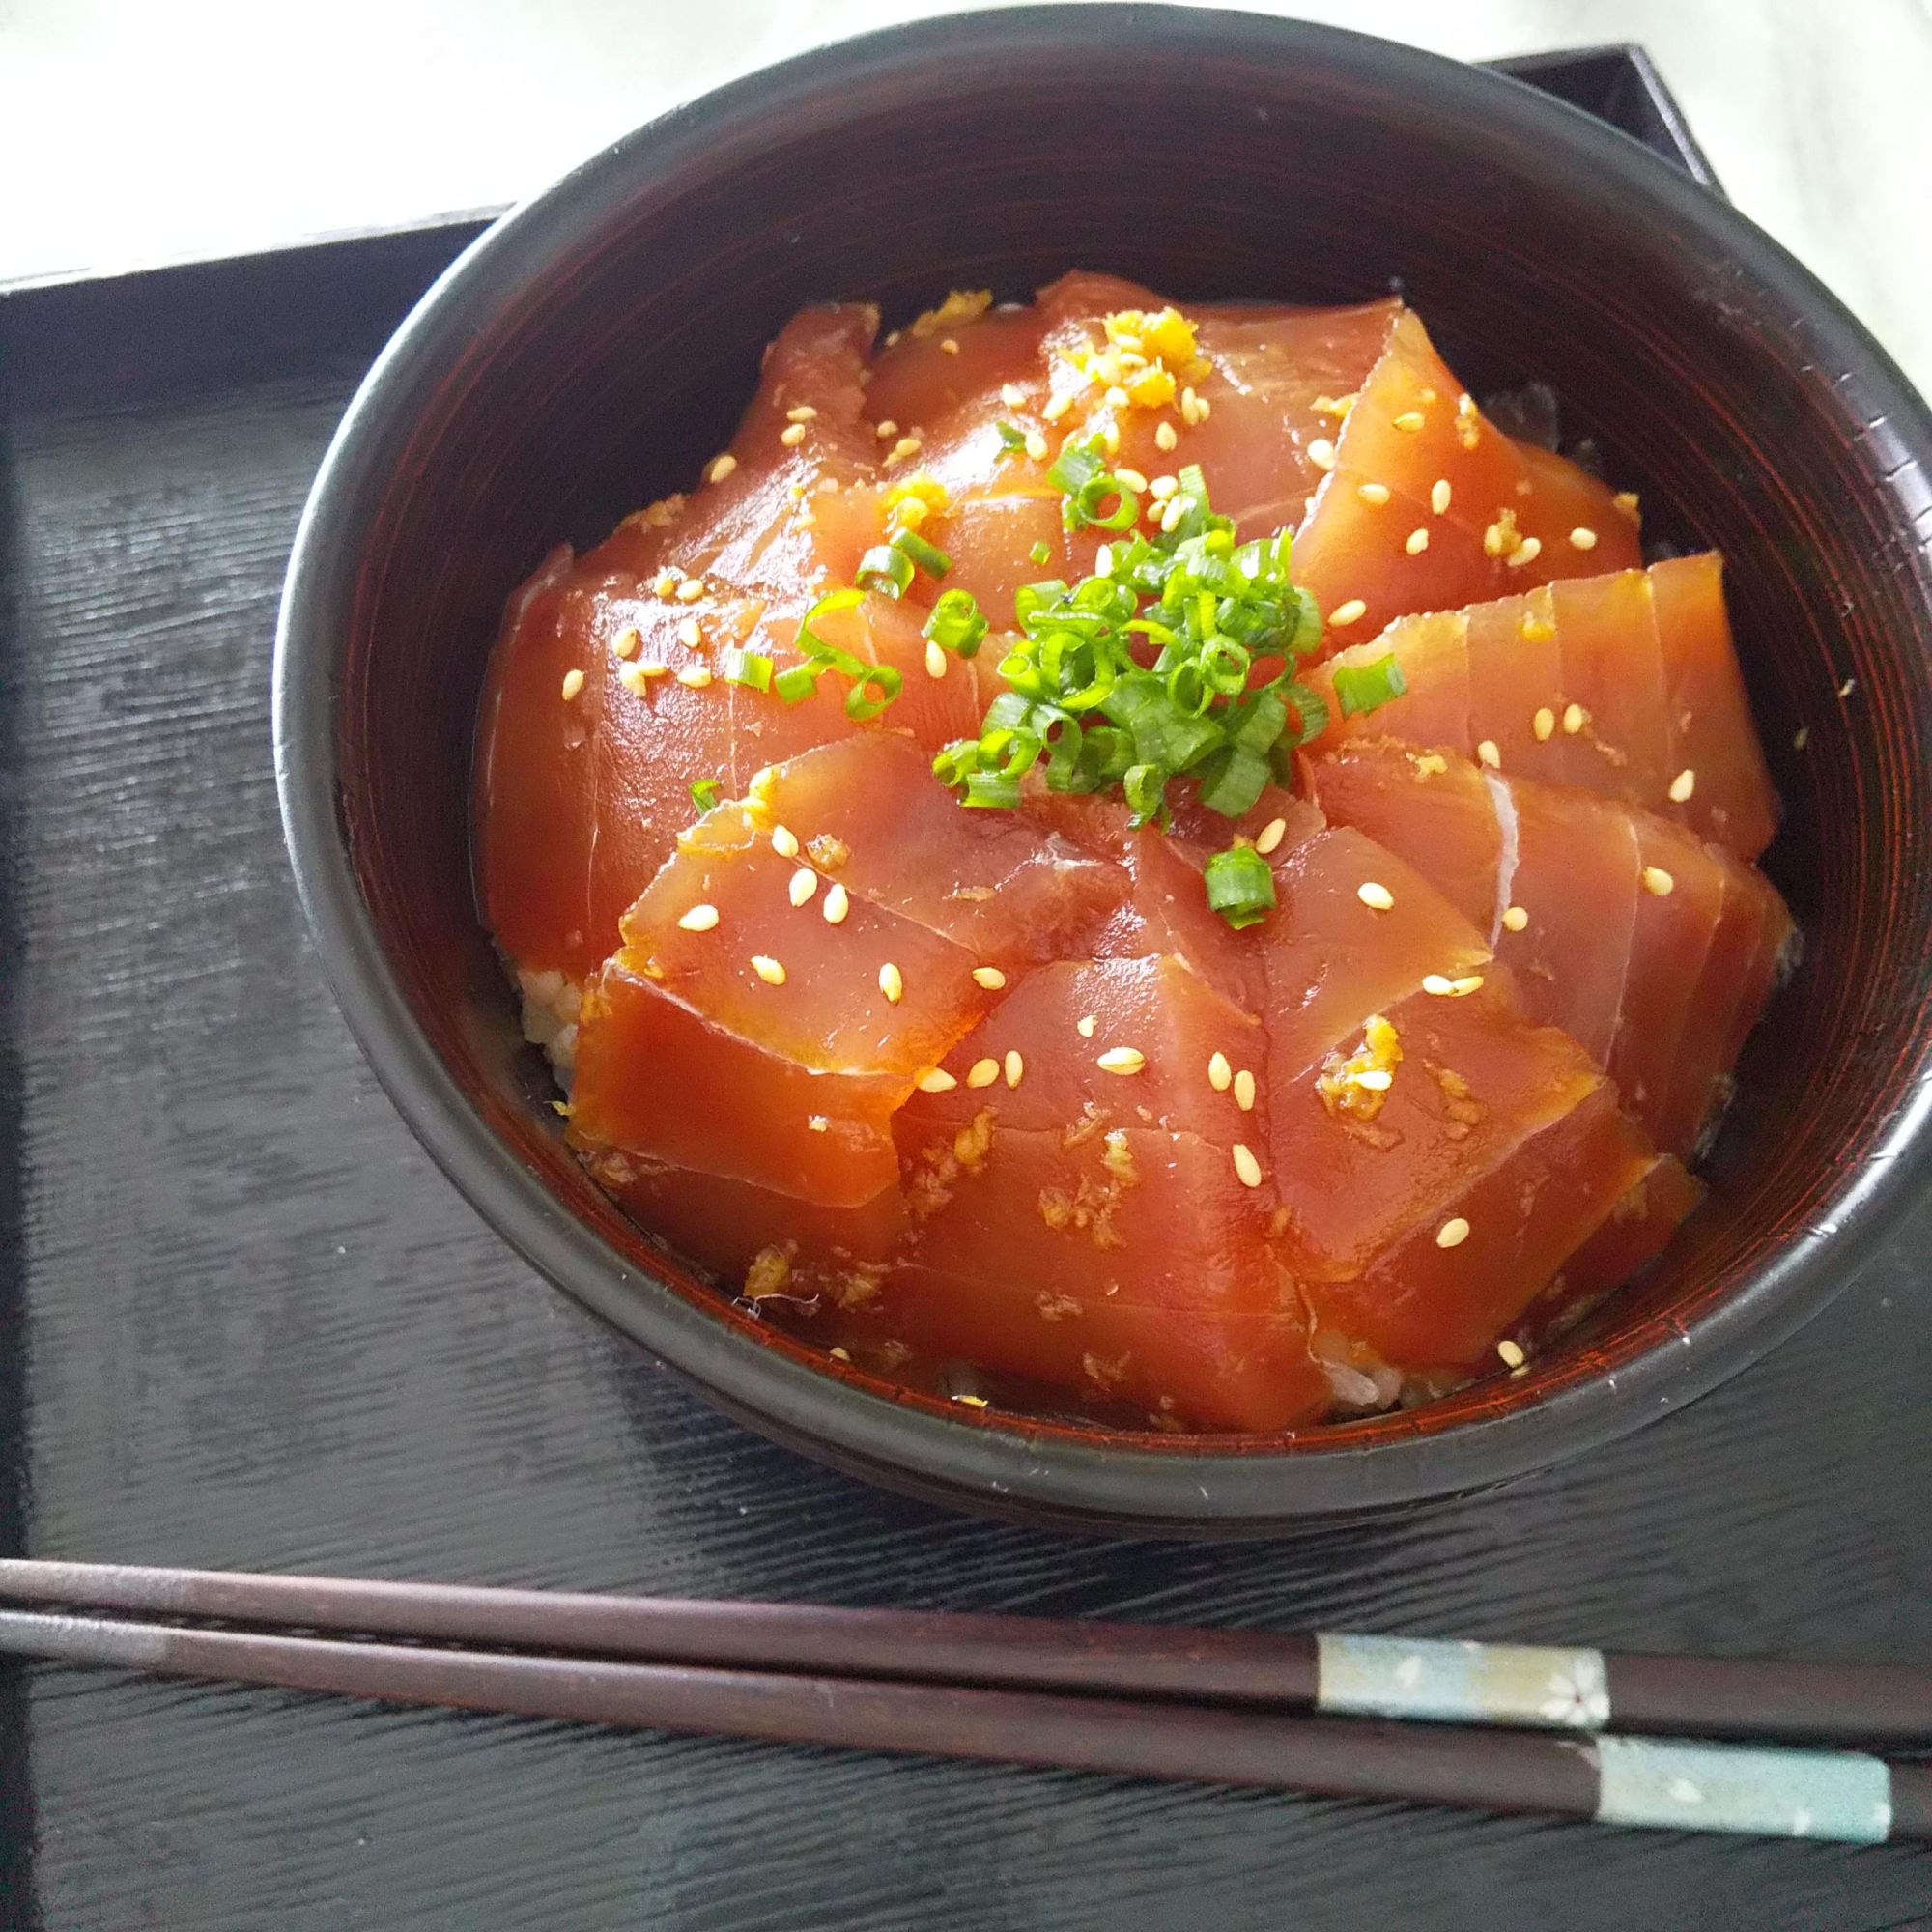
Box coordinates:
[288,10,1932,1532]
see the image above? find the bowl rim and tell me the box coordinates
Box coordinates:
[273,2,1932,1530]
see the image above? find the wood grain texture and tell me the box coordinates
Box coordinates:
[0,55,1928,1924]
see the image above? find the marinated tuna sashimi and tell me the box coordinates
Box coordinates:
[475,272,1795,1435]
[1291,309,1643,635]
[1310,556,1779,861]
[1306,738,1794,1152]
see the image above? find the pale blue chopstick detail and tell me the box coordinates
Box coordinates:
[1315,1633,1609,1729]
[1594,1736,1892,1843]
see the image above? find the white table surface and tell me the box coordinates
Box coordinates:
[3,0,1928,396]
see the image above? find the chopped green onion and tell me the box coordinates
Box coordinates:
[1195,744,1271,818]
[721,648,773,692]
[1029,539,1052,566]
[1332,651,1408,718]
[924,589,988,659]
[1204,843,1277,929]
[994,421,1028,455]
[796,585,866,654]
[844,664,902,723]
[1047,438,1105,496]
[774,662,825,705]
[894,529,952,580]
[1284,680,1331,746]
[1069,471,1140,532]
[1122,762,1168,825]
[855,543,915,600]
[690,778,723,813]
[963,770,1023,809]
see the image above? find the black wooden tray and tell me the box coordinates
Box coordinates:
[0,44,1924,1930]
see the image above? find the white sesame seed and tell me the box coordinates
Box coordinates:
[1794,725,1809,750]
[1004,1049,1024,1089]
[1356,481,1392,506]
[1308,438,1337,472]
[1160,498,1185,534]
[1532,706,1555,742]
[1000,383,1027,407]
[1355,1069,1393,1092]
[1435,1215,1471,1249]
[1496,1338,1526,1369]
[940,337,960,355]
[1668,767,1696,804]
[924,639,948,680]
[611,627,641,661]
[1154,421,1179,452]
[707,453,738,483]
[560,668,585,701]
[1150,474,1179,500]
[1477,739,1501,769]
[1234,1068,1256,1112]
[1328,599,1368,628]
[1076,1014,1096,1038]
[1357,881,1395,911]
[1839,676,1857,697]
[822,882,850,924]
[879,962,904,1004]
[1232,1143,1264,1188]
[1505,534,1543,569]
[1103,384,1129,411]
[916,1067,957,1093]
[771,824,800,859]
[1568,526,1598,551]
[972,966,1007,990]
[677,903,720,932]
[966,1057,1000,1089]
[1405,526,1430,555]
[1502,904,1529,932]
[617,664,651,696]
[676,665,712,688]
[676,617,703,650]
[1393,411,1426,433]
[1642,866,1675,897]
[652,571,679,598]
[786,404,818,423]
[1423,975,1454,995]
[1254,815,1290,856]
[1042,393,1071,422]
[1096,1046,1147,1075]
[1114,467,1148,492]
[1562,701,1586,735]
[1024,428,1048,463]
[780,422,808,447]
[1208,1051,1233,1092]
[1431,478,1452,516]
[788,867,818,908]
[752,954,786,985]
[1450,975,1485,996]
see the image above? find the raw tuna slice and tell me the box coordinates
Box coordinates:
[1306,739,1790,1153]
[476,304,914,979]
[1301,1076,1658,1373]
[1649,553,1780,860]
[1269,976,1613,1287]
[911,954,1267,1149]
[1291,310,1642,632]
[741,734,1124,970]
[614,802,994,1079]
[567,960,903,1206]
[1260,825,1492,1082]
[582,1145,907,1294]
[1518,1154,1706,1353]
[1088,827,1267,1012]
[1303,740,1500,932]
[1310,558,1778,861]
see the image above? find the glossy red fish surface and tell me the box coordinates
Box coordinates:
[475,273,1788,1432]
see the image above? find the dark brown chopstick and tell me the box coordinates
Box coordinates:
[0,1558,1925,1748]
[0,1606,1923,1846]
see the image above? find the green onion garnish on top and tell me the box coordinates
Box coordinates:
[932,453,1328,927]
[894,529,952,580]
[721,648,773,692]
[1203,842,1277,929]
[994,421,1028,456]
[924,588,988,660]
[1332,651,1408,718]
[690,778,723,813]
[855,543,916,600]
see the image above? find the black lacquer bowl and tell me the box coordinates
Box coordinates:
[274,7,1932,1533]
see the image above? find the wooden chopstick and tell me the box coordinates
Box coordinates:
[0,1559,1925,1748]
[0,1605,1923,1846]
